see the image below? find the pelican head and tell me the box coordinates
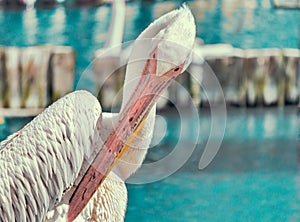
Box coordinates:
[68,5,195,221]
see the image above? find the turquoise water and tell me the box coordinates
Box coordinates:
[0,0,299,221]
[126,108,300,221]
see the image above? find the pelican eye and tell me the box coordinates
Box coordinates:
[174,67,180,72]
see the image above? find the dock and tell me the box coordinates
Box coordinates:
[0,45,75,117]
[94,43,300,110]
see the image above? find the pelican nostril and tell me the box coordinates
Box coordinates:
[129,117,133,123]
[174,67,180,72]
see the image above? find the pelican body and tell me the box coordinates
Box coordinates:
[0,6,195,222]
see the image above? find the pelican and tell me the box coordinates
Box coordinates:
[0,6,195,222]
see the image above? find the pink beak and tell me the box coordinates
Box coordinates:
[67,47,190,221]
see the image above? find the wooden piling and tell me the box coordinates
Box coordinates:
[94,49,122,111]
[20,46,51,108]
[282,48,300,104]
[174,71,192,107]
[263,49,283,106]
[0,48,4,108]
[187,62,202,108]
[244,49,267,106]
[3,47,21,108]
[223,48,245,106]
[200,44,234,106]
[156,90,169,109]
[50,46,75,102]
[185,38,204,108]
[168,80,177,107]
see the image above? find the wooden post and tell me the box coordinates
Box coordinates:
[167,80,177,107]
[20,46,51,108]
[50,46,75,102]
[156,90,169,109]
[94,49,122,111]
[187,62,202,108]
[282,48,300,104]
[0,48,4,108]
[174,71,192,107]
[243,50,255,106]
[186,39,205,107]
[201,44,234,106]
[223,48,245,106]
[3,47,21,108]
[244,49,267,106]
[263,49,282,106]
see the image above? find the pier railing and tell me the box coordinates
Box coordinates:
[94,44,300,111]
[0,45,75,117]
[0,44,298,117]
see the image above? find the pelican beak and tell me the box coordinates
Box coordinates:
[68,6,195,221]
[67,47,191,221]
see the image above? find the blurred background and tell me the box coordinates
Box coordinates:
[0,0,299,221]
